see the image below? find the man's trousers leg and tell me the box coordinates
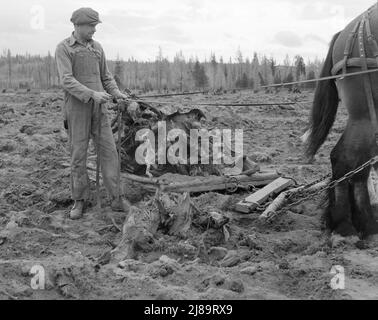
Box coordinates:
[91,103,120,199]
[66,102,91,201]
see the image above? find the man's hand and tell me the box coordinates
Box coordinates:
[92,91,112,104]
[115,92,131,100]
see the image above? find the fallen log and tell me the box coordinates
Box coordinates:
[161,171,279,191]
[169,180,276,194]
[259,179,330,221]
[122,172,160,185]
[121,170,279,194]
[62,161,277,195]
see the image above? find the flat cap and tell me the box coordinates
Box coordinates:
[70,7,101,25]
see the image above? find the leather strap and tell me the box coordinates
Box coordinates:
[331,57,378,75]
[359,14,378,141]
[341,21,361,75]
[365,8,378,67]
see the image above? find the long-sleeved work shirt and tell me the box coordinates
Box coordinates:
[55,32,121,105]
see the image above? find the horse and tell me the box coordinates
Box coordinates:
[306,3,378,239]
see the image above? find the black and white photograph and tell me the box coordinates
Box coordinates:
[1,0,378,303]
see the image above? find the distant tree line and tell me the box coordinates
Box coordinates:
[0,49,57,90]
[0,47,323,92]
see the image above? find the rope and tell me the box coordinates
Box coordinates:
[138,91,208,98]
[133,99,304,107]
[261,68,378,89]
[136,88,257,98]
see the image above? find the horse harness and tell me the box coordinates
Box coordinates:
[331,5,378,143]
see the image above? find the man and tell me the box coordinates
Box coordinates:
[55,7,130,219]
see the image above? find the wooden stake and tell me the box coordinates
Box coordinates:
[235,177,295,214]
[96,103,102,211]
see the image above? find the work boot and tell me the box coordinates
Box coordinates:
[111,196,131,214]
[69,200,84,220]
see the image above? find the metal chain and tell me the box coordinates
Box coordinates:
[264,155,378,222]
[225,177,240,193]
[223,156,378,220]
[297,173,332,190]
[261,173,333,212]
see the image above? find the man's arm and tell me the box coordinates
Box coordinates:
[55,43,95,103]
[98,44,125,98]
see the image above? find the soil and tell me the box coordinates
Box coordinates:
[1,89,378,300]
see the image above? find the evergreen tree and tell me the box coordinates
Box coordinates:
[173,51,186,91]
[284,72,294,83]
[192,60,208,89]
[284,71,294,90]
[114,55,124,90]
[46,51,52,88]
[274,71,282,84]
[294,55,306,81]
[235,48,243,80]
[260,55,273,85]
[210,53,218,89]
[306,70,316,90]
[156,47,163,92]
[270,58,277,78]
[235,72,249,88]
[251,52,260,89]
[7,49,11,87]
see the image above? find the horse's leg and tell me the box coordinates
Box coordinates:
[338,119,378,237]
[351,155,378,237]
[368,163,378,221]
[351,174,378,237]
[329,182,357,236]
[329,67,378,236]
[328,137,358,236]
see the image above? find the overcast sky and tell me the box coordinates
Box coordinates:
[0,0,376,62]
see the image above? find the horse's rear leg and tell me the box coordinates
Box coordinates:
[367,164,378,221]
[328,180,357,236]
[330,118,378,237]
[328,138,359,236]
[351,174,378,236]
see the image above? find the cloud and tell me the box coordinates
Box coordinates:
[152,25,191,43]
[273,31,304,48]
[0,6,34,34]
[0,0,377,62]
[296,3,346,21]
[305,34,328,45]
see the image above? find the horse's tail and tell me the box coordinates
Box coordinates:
[305,32,341,158]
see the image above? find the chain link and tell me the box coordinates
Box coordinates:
[225,177,239,193]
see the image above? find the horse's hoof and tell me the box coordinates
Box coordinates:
[330,233,360,248]
[355,240,370,250]
[365,234,378,245]
[334,221,358,238]
[363,221,378,237]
